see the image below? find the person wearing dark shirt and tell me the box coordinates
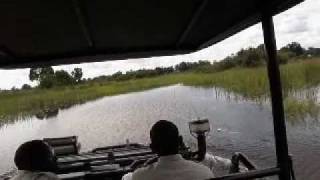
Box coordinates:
[10,140,59,180]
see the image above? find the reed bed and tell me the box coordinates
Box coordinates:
[0,59,319,122]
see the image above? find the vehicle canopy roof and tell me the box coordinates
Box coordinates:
[0,0,302,69]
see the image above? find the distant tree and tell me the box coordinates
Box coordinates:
[28,67,84,88]
[217,56,236,70]
[29,67,55,88]
[306,47,320,57]
[40,67,54,76]
[111,71,123,80]
[166,66,175,73]
[11,86,17,91]
[175,62,188,71]
[29,67,54,82]
[280,42,305,56]
[39,75,55,88]
[198,60,211,66]
[29,68,41,81]
[240,47,265,67]
[71,68,83,83]
[257,44,265,51]
[21,84,32,90]
[54,70,75,86]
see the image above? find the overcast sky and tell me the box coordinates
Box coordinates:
[0,0,319,90]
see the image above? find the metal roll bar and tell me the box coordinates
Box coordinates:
[206,9,294,180]
[262,11,291,180]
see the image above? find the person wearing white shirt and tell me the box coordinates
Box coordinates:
[10,140,59,180]
[10,171,59,180]
[123,120,214,180]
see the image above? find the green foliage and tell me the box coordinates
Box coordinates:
[307,47,320,57]
[2,41,320,122]
[284,98,320,121]
[28,42,313,87]
[29,67,54,83]
[21,84,32,90]
[209,45,266,71]
[111,71,123,80]
[174,61,211,72]
[93,66,175,82]
[54,70,75,86]
[277,51,292,64]
[29,67,83,88]
[29,68,40,81]
[29,67,55,88]
[209,42,315,71]
[40,67,55,76]
[10,86,18,91]
[39,74,55,88]
[280,42,305,56]
[71,68,83,83]
[1,59,320,123]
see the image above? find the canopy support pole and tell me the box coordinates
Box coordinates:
[176,0,208,47]
[72,0,94,48]
[261,13,291,180]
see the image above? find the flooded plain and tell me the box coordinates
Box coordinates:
[0,85,319,179]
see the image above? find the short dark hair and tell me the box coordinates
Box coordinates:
[150,120,179,156]
[14,140,56,172]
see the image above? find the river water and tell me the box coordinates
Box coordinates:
[0,85,319,179]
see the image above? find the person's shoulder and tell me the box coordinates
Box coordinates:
[9,171,59,180]
[183,159,214,174]
[184,159,209,168]
[132,163,157,180]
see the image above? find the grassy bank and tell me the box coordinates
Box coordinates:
[1,59,320,122]
[0,77,178,121]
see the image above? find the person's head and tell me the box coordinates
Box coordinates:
[14,140,57,172]
[150,120,179,156]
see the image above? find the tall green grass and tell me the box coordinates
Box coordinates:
[0,59,320,122]
[284,98,320,122]
[0,77,178,122]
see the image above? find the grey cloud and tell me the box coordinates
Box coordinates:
[276,12,308,33]
[285,20,309,33]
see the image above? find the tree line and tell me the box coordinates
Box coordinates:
[28,67,83,89]
[10,41,319,90]
[89,42,320,83]
[211,42,320,71]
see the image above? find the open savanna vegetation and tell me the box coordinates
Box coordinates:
[1,58,320,122]
[0,42,319,123]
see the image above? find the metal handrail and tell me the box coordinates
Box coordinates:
[229,152,257,173]
[209,167,280,180]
